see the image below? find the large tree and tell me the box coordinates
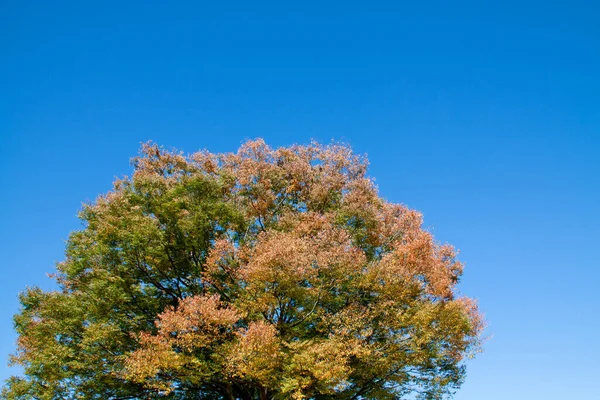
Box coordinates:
[3,140,483,400]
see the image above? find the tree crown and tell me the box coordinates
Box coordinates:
[4,139,483,400]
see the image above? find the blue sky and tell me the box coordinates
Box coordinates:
[1,1,599,398]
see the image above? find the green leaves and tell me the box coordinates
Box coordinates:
[3,140,482,400]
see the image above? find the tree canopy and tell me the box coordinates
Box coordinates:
[3,140,483,400]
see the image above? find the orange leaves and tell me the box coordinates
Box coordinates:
[455,297,485,343]
[242,231,314,283]
[117,140,483,397]
[204,238,239,288]
[13,139,483,399]
[369,228,463,299]
[217,139,372,221]
[238,212,367,323]
[132,142,190,182]
[124,332,183,392]
[154,294,240,350]
[245,212,366,281]
[124,294,241,388]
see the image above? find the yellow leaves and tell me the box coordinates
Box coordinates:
[124,332,183,392]
[227,321,281,386]
[121,134,484,397]
[281,338,356,398]
[11,139,484,399]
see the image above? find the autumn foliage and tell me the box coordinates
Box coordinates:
[3,140,483,399]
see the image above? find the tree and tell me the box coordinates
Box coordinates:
[3,140,483,400]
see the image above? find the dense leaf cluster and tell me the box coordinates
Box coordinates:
[3,140,482,399]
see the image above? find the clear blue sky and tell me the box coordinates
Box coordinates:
[1,1,598,398]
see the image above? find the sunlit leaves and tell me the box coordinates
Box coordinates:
[4,140,482,400]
